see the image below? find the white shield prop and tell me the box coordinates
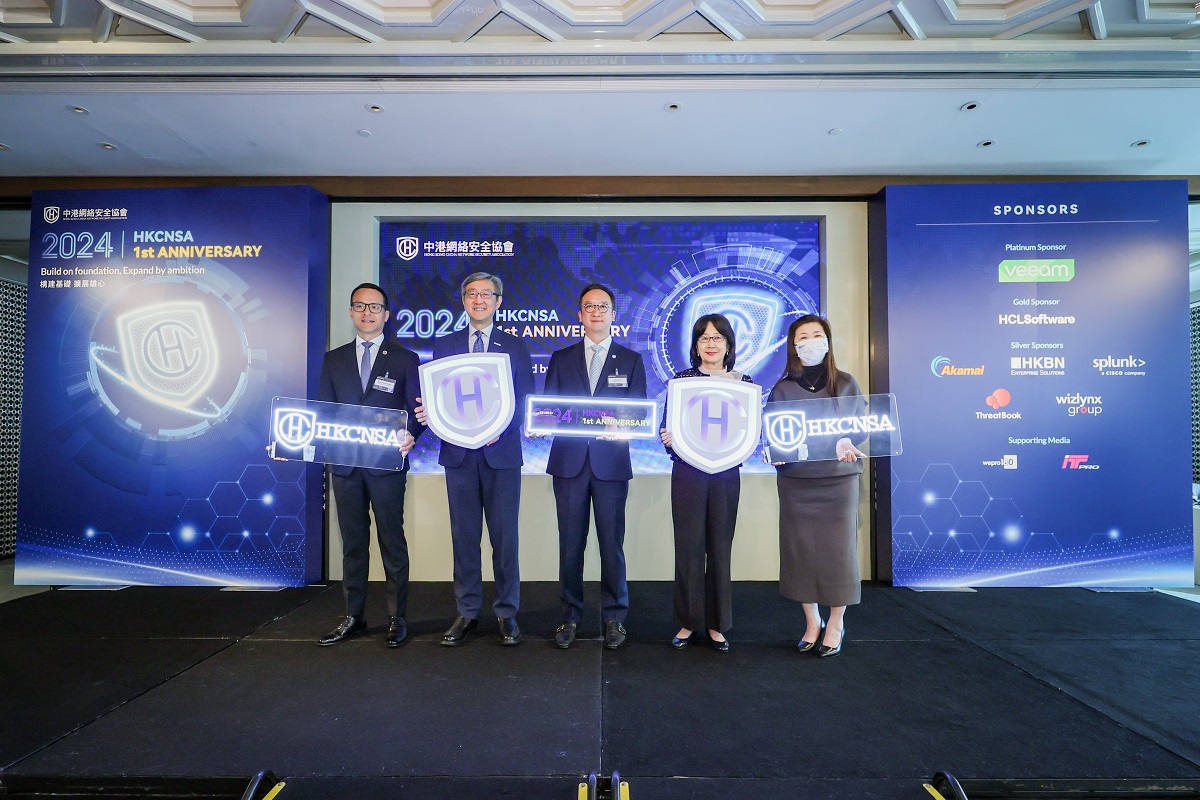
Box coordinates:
[419,352,516,450]
[116,301,218,406]
[667,377,763,474]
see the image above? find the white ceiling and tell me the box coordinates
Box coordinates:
[0,0,1199,178]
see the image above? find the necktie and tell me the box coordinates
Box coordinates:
[588,344,604,394]
[473,330,485,353]
[360,340,374,393]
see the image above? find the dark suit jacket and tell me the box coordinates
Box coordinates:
[544,340,647,482]
[318,336,425,477]
[431,325,533,470]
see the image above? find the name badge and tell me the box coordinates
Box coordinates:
[373,376,397,394]
[607,374,628,388]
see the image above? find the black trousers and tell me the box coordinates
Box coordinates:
[330,468,409,619]
[670,460,740,634]
[553,453,630,624]
[444,448,522,619]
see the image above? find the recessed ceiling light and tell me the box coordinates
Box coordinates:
[977,140,994,148]
[828,128,843,136]
[960,101,980,112]
[99,142,118,150]
[70,106,89,115]
[357,129,372,137]
[0,143,9,150]
[664,103,681,112]
[1131,139,1152,148]
[367,104,384,113]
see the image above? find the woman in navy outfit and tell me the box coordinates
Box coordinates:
[659,313,755,653]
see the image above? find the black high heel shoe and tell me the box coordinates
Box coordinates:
[796,621,825,653]
[818,625,845,658]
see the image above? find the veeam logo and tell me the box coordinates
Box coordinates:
[998,259,1075,283]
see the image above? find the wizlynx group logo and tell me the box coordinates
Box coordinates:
[1092,355,1147,377]
[1055,392,1103,417]
[931,356,985,377]
[1062,454,1099,470]
[977,389,1021,420]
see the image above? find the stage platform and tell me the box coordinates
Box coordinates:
[3,576,1200,800]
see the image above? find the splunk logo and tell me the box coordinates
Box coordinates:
[1092,355,1147,376]
[930,356,984,377]
[1062,454,1099,470]
[1055,392,1103,417]
[998,259,1075,283]
[977,388,1021,420]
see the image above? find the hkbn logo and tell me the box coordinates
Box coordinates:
[998,259,1074,283]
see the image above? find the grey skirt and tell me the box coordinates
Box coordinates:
[777,473,861,606]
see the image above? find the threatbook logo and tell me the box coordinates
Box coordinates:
[931,356,985,377]
[998,259,1075,283]
[978,389,1021,420]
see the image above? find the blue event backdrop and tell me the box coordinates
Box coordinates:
[17,186,329,586]
[881,180,1192,588]
[379,217,821,474]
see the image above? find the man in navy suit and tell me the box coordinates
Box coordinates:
[415,272,533,646]
[317,282,424,648]
[544,284,647,650]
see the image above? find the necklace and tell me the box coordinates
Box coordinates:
[800,366,825,392]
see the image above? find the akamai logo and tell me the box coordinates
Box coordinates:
[43,206,60,224]
[395,237,420,261]
[931,356,985,377]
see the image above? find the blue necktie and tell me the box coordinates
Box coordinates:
[360,340,374,393]
[473,330,485,353]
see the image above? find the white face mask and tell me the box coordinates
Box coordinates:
[795,338,829,366]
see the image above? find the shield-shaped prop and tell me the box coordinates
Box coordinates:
[667,377,763,474]
[116,301,218,405]
[419,352,516,450]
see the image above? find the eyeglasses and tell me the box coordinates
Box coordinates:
[698,335,726,345]
[464,290,499,300]
[581,303,612,313]
[350,302,385,313]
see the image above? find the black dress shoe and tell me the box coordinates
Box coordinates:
[498,617,522,646]
[671,633,692,649]
[604,620,627,650]
[818,626,845,658]
[318,615,367,646]
[555,622,577,649]
[386,616,408,648]
[710,636,731,653]
[440,615,479,647]
[796,621,826,653]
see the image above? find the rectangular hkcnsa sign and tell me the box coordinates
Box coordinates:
[269,397,409,471]
[762,393,902,463]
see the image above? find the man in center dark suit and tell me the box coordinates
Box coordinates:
[415,271,534,647]
[544,284,647,650]
[317,282,424,649]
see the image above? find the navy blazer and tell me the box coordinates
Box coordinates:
[318,336,425,477]
[431,325,534,470]
[544,340,647,482]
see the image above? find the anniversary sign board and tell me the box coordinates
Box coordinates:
[525,396,659,439]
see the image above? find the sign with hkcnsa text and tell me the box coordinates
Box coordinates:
[419,353,516,450]
[269,398,409,471]
[666,377,763,474]
[763,394,902,463]
[525,396,659,439]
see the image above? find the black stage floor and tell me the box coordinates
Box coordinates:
[3,581,1200,800]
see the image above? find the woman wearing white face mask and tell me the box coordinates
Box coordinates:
[768,315,865,657]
